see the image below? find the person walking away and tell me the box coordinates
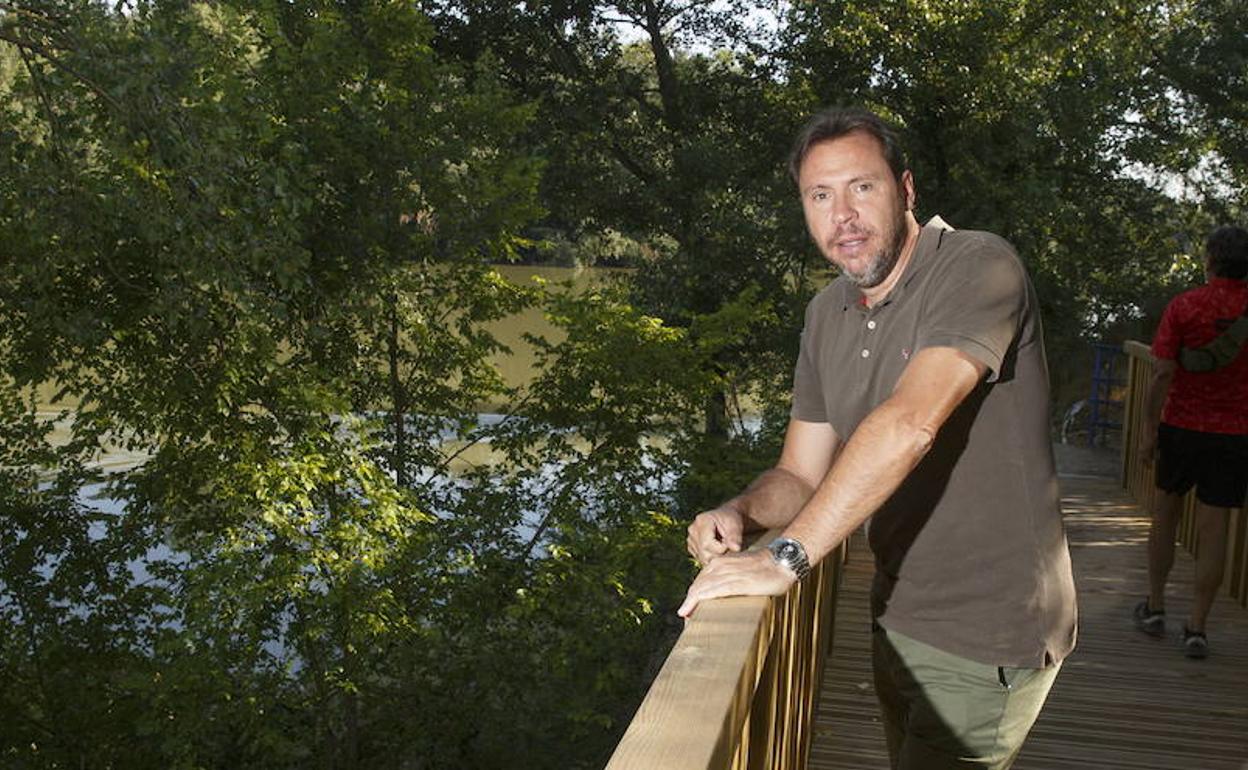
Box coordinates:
[1134,225,1248,659]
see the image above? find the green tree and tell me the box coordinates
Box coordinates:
[424,0,810,452]
[1,1,539,766]
[1,2,719,766]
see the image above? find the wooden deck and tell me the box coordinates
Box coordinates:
[809,474,1248,770]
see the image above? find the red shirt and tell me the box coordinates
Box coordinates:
[1151,277,1248,434]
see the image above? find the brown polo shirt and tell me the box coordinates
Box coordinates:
[791,222,1077,667]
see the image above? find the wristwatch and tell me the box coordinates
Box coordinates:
[767,537,811,581]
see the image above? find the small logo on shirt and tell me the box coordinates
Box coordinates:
[901,348,911,360]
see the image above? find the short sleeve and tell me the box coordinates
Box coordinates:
[790,302,828,422]
[1150,299,1181,361]
[916,234,1027,383]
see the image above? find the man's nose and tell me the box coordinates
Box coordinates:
[831,198,856,224]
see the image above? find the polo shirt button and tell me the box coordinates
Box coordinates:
[861,349,870,358]
[867,320,876,330]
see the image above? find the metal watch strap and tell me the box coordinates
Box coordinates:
[767,537,811,581]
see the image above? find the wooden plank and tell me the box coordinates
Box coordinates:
[808,533,887,770]
[606,592,773,770]
[809,475,1248,770]
[608,532,842,770]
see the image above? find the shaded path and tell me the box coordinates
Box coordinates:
[809,475,1248,770]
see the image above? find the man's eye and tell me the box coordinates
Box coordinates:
[855,183,873,193]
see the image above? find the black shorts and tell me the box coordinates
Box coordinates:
[1155,423,1248,508]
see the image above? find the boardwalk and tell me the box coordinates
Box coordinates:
[809,474,1248,770]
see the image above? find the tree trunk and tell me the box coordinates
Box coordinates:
[704,389,729,437]
[387,292,408,488]
[643,0,684,131]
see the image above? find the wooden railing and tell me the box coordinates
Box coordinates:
[1120,341,1248,608]
[606,533,844,770]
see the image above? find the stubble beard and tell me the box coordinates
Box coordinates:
[835,203,910,289]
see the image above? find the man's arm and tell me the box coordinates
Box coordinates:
[678,346,986,617]
[1137,357,1176,463]
[685,419,841,565]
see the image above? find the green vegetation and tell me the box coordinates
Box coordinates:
[0,1,1243,768]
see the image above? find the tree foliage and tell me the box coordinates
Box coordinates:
[0,2,699,767]
[1,1,1244,768]
[424,0,811,441]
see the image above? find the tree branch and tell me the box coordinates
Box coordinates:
[640,0,684,131]
[600,14,644,29]
[13,40,66,161]
[606,137,660,186]
[417,390,536,487]
[0,29,126,117]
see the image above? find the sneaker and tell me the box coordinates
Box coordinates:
[1132,599,1165,638]
[1182,627,1209,659]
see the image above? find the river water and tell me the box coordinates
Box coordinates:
[34,264,621,470]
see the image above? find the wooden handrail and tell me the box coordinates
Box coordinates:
[1120,341,1248,608]
[606,532,843,770]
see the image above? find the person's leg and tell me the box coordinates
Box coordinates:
[1146,491,1184,612]
[1182,430,1247,657]
[1141,423,1195,630]
[873,627,1060,770]
[1188,502,1229,633]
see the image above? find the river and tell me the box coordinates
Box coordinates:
[33,263,623,471]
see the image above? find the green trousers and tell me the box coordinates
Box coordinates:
[871,625,1061,770]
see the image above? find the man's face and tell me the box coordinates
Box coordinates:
[797,132,915,288]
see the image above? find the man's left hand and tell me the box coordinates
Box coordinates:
[676,549,797,618]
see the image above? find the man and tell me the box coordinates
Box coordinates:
[1134,225,1248,659]
[677,107,1077,770]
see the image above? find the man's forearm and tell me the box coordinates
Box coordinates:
[1144,381,1166,432]
[781,399,934,567]
[677,349,981,618]
[776,347,981,568]
[1143,360,1175,437]
[723,467,818,532]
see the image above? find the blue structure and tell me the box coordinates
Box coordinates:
[1086,342,1125,447]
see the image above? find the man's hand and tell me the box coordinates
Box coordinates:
[676,549,796,618]
[1138,433,1157,465]
[686,507,745,566]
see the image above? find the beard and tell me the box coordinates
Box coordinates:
[831,199,910,289]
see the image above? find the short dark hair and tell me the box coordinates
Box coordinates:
[788,106,908,185]
[1206,225,1248,280]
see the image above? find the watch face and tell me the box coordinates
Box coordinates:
[777,542,799,561]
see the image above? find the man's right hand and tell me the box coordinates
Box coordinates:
[686,507,745,566]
